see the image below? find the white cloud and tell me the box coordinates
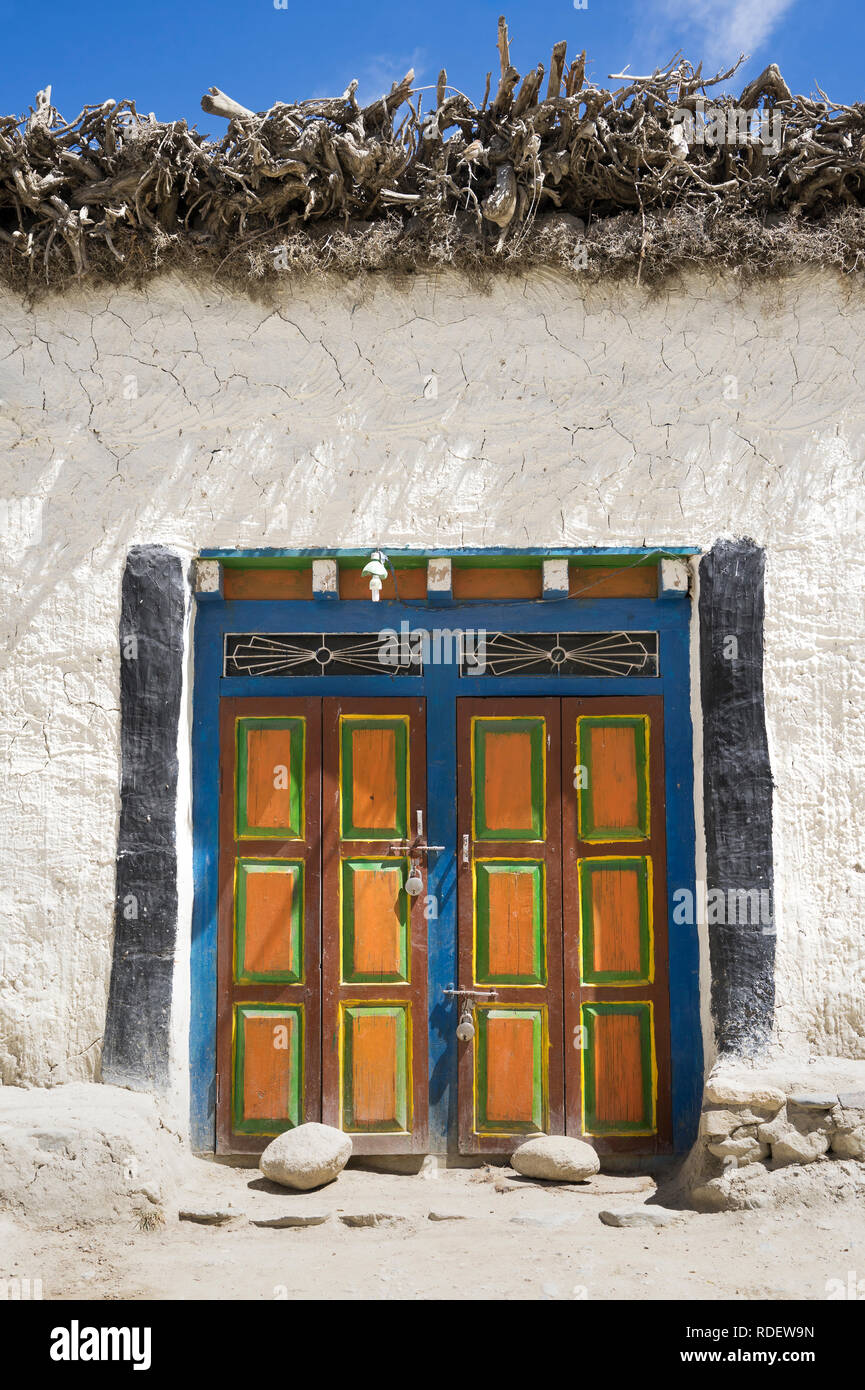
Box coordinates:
[653,0,798,70]
[354,48,426,107]
[307,48,425,108]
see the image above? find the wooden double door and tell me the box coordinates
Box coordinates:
[216,694,670,1154]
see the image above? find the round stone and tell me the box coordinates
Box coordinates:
[510,1135,600,1183]
[260,1123,352,1191]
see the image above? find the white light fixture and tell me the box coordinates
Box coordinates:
[404,860,424,896]
[361,549,389,602]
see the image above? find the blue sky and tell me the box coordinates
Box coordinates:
[2,0,862,130]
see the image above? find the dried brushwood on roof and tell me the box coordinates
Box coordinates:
[2,17,864,293]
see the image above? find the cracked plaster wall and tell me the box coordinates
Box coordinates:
[0,267,863,1112]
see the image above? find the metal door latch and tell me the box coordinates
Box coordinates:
[442,987,498,1000]
[389,810,444,856]
[388,837,445,855]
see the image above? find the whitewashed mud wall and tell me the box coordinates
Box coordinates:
[0,267,863,1115]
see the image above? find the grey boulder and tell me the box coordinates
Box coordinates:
[511,1135,600,1183]
[260,1123,352,1191]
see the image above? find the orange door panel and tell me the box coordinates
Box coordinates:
[321,698,429,1153]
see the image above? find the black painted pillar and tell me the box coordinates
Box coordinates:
[103,546,185,1090]
[699,538,775,1056]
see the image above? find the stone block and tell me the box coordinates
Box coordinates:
[179,1207,237,1225]
[707,1135,769,1164]
[757,1112,790,1145]
[788,1093,836,1110]
[340,1212,406,1227]
[250,1211,331,1228]
[830,1114,865,1160]
[700,1109,749,1139]
[704,1080,785,1111]
[599,1206,681,1228]
[770,1128,830,1166]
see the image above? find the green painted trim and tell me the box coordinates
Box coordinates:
[474,860,547,985]
[220,556,313,569]
[341,858,410,983]
[202,546,699,561]
[333,555,428,570]
[579,857,651,985]
[475,1006,546,1135]
[236,716,305,839]
[473,717,545,841]
[342,1004,409,1132]
[215,553,664,570]
[582,1002,654,1134]
[451,555,542,569]
[233,1003,303,1135]
[340,715,408,841]
[451,554,660,569]
[219,555,425,570]
[577,714,650,842]
[234,859,304,984]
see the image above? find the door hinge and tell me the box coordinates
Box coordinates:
[215,1072,220,1104]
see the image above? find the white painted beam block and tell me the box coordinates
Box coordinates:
[660,557,690,598]
[427,557,452,602]
[542,558,569,598]
[192,558,222,598]
[312,559,339,599]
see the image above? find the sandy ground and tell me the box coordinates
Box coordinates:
[2,1159,864,1301]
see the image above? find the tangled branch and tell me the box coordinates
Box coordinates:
[2,17,865,292]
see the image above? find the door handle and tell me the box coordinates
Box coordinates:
[462,834,470,864]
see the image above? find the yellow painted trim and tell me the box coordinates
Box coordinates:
[232,1000,306,1137]
[232,854,307,986]
[338,711,412,841]
[337,998,414,1135]
[234,713,307,841]
[576,854,654,987]
[574,713,651,844]
[469,713,547,842]
[337,853,412,986]
[580,998,658,1137]
[471,1001,549,1137]
[471,856,548,988]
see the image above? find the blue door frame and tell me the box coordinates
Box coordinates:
[190,588,701,1154]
